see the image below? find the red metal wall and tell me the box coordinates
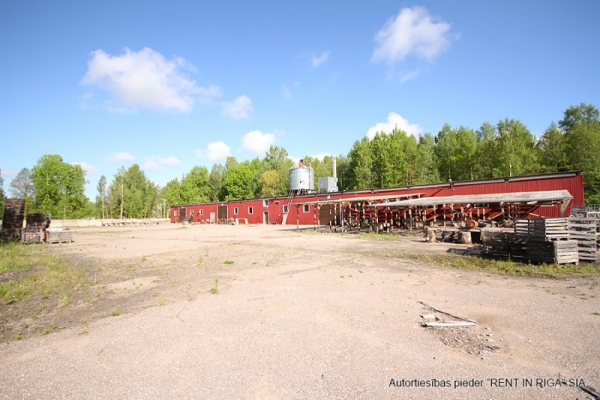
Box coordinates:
[170,172,585,224]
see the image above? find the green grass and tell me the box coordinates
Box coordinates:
[224,260,234,265]
[0,242,89,305]
[210,279,219,294]
[0,242,33,273]
[360,249,600,279]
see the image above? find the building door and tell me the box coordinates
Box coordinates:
[179,207,186,223]
[217,206,228,222]
[263,212,269,224]
[209,212,216,224]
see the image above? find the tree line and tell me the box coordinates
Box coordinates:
[2,103,599,219]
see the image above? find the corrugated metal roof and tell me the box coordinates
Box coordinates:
[293,193,423,206]
[382,190,573,207]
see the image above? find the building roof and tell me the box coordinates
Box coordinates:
[381,190,573,208]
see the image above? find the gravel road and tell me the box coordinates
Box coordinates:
[1,224,598,399]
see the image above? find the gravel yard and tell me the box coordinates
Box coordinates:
[1,223,599,399]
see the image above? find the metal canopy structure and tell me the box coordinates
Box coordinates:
[383,190,573,208]
[293,193,424,206]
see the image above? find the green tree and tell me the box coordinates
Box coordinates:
[30,154,88,218]
[208,164,224,201]
[435,124,458,181]
[258,170,280,197]
[414,133,440,184]
[161,178,183,209]
[96,175,108,218]
[109,164,157,218]
[346,137,372,189]
[474,122,498,179]
[262,146,293,195]
[495,119,539,177]
[219,163,256,200]
[560,104,600,203]
[536,123,567,172]
[0,169,5,214]
[181,166,210,204]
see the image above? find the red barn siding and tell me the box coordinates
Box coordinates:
[169,172,585,224]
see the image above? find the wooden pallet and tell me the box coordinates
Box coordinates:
[568,218,597,262]
[46,230,73,244]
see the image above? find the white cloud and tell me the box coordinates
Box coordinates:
[372,7,453,65]
[222,95,253,120]
[71,162,98,175]
[366,112,422,139]
[281,82,299,101]
[311,51,330,68]
[0,167,16,178]
[281,84,292,100]
[242,130,276,155]
[195,141,231,161]
[82,47,221,113]
[108,151,136,163]
[144,155,182,171]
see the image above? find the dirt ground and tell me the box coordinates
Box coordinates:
[0,223,599,399]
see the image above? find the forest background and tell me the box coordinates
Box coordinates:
[1,103,598,219]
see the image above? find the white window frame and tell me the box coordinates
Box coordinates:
[283,205,289,213]
[263,199,269,207]
[199,209,204,216]
[234,207,239,215]
[303,204,310,213]
[248,206,254,214]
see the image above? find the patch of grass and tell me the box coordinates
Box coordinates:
[111,307,120,316]
[353,232,407,241]
[159,298,166,306]
[360,249,600,279]
[210,279,219,294]
[224,260,234,265]
[0,242,34,273]
[59,293,70,307]
[0,244,89,305]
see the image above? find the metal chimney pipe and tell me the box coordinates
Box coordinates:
[333,157,337,183]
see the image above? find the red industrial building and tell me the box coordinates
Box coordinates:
[170,171,584,228]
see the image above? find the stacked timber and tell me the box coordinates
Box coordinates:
[568,218,597,262]
[1,198,26,241]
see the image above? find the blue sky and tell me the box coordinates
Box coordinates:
[1,1,599,199]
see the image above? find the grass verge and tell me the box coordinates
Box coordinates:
[360,248,600,279]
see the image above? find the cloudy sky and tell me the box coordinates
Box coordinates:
[1,1,599,198]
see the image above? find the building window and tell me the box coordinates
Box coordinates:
[248,206,254,214]
[174,210,178,217]
[190,210,194,216]
[303,204,310,213]
[263,199,268,207]
[283,205,289,213]
[234,207,239,215]
[199,209,204,216]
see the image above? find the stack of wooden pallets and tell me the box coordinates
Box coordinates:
[568,218,597,262]
[1,199,26,241]
[515,218,579,265]
[21,213,50,244]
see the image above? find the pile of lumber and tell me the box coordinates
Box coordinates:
[1,198,25,241]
